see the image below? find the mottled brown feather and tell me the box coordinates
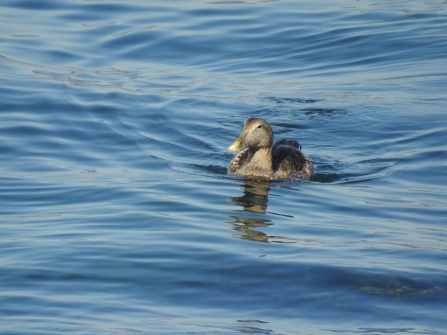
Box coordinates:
[228,118,313,181]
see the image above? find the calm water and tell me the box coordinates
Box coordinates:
[1,0,447,334]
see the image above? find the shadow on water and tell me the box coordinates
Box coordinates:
[234,319,272,335]
[347,274,446,301]
[266,96,320,105]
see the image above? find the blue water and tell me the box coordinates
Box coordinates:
[1,0,447,334]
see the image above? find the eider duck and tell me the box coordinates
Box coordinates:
[228,118,313,181]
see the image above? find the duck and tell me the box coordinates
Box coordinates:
[227,118,313,181]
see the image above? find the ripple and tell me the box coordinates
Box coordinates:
[1,0,447,334]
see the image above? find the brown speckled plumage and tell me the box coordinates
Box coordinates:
[228,118,313,181]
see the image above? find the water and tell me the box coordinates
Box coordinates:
[1,0,447,334]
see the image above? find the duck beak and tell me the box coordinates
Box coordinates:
[228,137,243,152]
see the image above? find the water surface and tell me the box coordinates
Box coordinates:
[1,0,447,334]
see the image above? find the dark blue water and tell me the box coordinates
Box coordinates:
[1,0,447,334]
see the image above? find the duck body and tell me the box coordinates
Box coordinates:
[228,118,313,181]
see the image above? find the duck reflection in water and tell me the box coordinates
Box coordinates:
[229,179,271,214]
[227,180,273,242]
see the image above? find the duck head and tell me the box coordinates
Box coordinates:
[228,118,273,152]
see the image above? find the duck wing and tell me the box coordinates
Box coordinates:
[272,140,313,180]
[228,148,249,174]
[272,145,308,173]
